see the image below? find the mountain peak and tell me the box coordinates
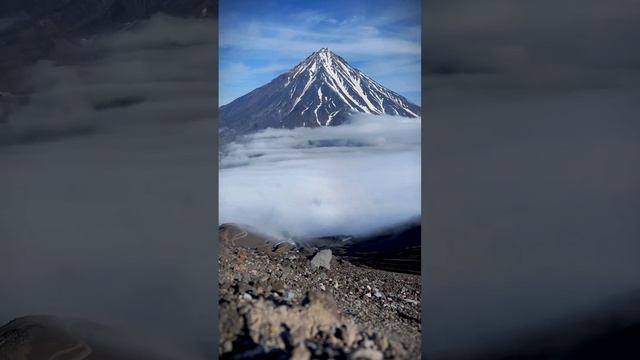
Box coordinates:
[220,50,421,142]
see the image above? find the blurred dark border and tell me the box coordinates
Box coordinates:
[422,0,640,359]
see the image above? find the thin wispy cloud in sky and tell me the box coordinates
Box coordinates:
[219,0,421,105]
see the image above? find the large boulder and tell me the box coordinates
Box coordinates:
[310,249,332,271]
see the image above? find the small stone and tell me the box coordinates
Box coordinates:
[363,339,374,349]
[365,293,372,298]
[242,293,252,301]
[375,336,389,351]
[271,279,285,292]
[223,340,232,353]
[403,298,419,305]
[320,283,326,291]
[343,325,357,347]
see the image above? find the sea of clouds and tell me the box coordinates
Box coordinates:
[219,114,421,239]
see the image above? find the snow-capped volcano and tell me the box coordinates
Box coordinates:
[220,48,420,141]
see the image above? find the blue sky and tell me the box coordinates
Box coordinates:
[219,0,421,105]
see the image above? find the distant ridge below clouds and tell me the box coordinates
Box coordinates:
[219,48,421,142]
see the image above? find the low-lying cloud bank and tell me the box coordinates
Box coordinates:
[219,114,421,238]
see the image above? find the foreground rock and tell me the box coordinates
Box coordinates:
[219,224,421,359]
[310,249,333,271]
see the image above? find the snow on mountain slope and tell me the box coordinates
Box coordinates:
[219,48,421,142]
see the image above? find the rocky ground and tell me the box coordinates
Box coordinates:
[218,224,422,359]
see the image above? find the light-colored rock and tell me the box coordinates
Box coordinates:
[375,335,389,351]
[350,348,384,360]
[244,292,341,349]
[223,340,232,352]
[291,344,311,360]
[310,249,332,270]
[343,324,357,347]
[363,339,374,349]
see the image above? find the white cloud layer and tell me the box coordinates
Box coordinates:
[219,115,421,238]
